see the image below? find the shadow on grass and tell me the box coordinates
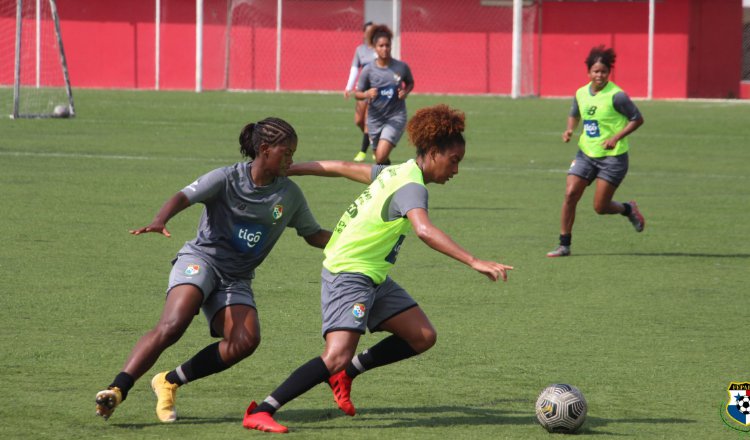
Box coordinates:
[109,407,696,436]
[573,252,750,259]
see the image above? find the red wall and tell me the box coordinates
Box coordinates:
[0,0,742,98]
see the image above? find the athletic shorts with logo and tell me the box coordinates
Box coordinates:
[568,149,629,187]
[320,267,417,337]
[168,253,256,337]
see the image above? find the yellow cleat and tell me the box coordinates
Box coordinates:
[353,151,366,162]
[151,372,178,422]
[95,387,122,421]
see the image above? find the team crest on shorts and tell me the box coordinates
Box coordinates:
[184,264,200,276]
[352,303,366,320]
[272,204,283,220]
[724,382,750,428]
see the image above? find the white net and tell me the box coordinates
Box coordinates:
[0,0,73,118]
[206,0,537,95]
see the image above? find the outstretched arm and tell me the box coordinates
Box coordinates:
[288,161,373,184]
[129,191,191,237]
[303,229,332,249]
[406,208,513,282]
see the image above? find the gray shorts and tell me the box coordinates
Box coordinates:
[320,268,417,337]
[568,149,629,187]
[168,254,256,337]
[369,117,405,147]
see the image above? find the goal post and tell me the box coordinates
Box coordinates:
[4,0,75,119]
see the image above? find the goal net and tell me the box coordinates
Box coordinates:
[0,0,74,118]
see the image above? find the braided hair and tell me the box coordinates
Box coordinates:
[238,117,297,159]
[407,104,466,157]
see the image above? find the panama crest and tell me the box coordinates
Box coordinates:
[726,382,750,426]
[272,204,283,220]
[184,264,200,276]
[352,303,366,320]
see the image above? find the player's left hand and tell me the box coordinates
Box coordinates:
[601,138,618,149]
[398,89,408,100]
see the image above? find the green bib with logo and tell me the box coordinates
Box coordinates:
[575,81,629,157]
[323,159,424,284]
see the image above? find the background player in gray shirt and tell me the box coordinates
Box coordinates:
[95,117,331,423]
[355,24,414,166]
[345,21,377,162]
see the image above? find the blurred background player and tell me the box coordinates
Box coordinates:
[95,118,330,423]
[346,21,377,162]
[547,45,645,258]
[354,24,414,165]
[241,104,513,433]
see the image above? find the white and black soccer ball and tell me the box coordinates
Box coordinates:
[737,395,750,415]
[535,384,587,433]
[53,104,70,118]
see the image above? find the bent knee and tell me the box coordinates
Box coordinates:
[593,203,609,215]
[412,330,437,354]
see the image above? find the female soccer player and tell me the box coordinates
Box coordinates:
[345,21,377,162]
[242,104,513,433]
[547,45,645,258]
[95,117,331,422]
[354,24,414,165]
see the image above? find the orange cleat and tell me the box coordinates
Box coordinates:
[328,370,356,416]
[242,401,289,434]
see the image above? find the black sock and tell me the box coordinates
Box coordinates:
[253,357,330,415]
[621,202,632,217]
[345,335,418,379]
[110,372,135,401]
[166,342,229,386]
[376,159,391,166]
[559,234,572,247]
[360,133,370,153]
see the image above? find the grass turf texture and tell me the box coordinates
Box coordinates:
[1,89,748,439]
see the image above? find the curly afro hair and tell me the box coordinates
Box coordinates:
[407,104,466,156]
[586,45,616,70]
[369,24,393,46]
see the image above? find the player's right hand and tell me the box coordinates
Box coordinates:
[129,223,171,237]
[471,259,514,282]
[562,129,573,143]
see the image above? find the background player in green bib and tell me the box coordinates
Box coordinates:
[242,105,513,433]
[95,118,331,423]
[547,45,646,258]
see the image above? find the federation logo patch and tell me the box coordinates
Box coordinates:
[352,303,366,320]
[726,382,750,426]
[583,119,600,138]
[272,204,283,220]
[184,264,200,276]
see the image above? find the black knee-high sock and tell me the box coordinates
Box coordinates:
[360,133,370,153]
[165,342,229,386]
[110,372,135,401]
[559,233,572,247]
[253,357,330,415]
[621,202,632,217]
[344,335,418,379]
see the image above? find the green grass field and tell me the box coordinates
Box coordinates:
[1,89,748,439]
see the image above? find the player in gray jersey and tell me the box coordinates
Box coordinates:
[346,21,377,162]
[355,24,414,166]
[95,118,331,423]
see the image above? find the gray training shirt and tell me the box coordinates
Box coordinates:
[358,59,414,129]
[351,43,377,68]
[177,162,321,280]
[371,164,428,220]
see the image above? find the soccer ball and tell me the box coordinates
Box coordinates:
[53,104,70,118]
[535,384,587,433]
[737,395,750,414]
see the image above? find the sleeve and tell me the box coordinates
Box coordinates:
[180,168,226,204]
[345,66,359,91]
[357,65,370,91]
[612,92,643,121]
[402,63,414,87]
[569,97,581,118]
[286,185,322,237]
[370,164,389,182]
[388,183,428,220]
